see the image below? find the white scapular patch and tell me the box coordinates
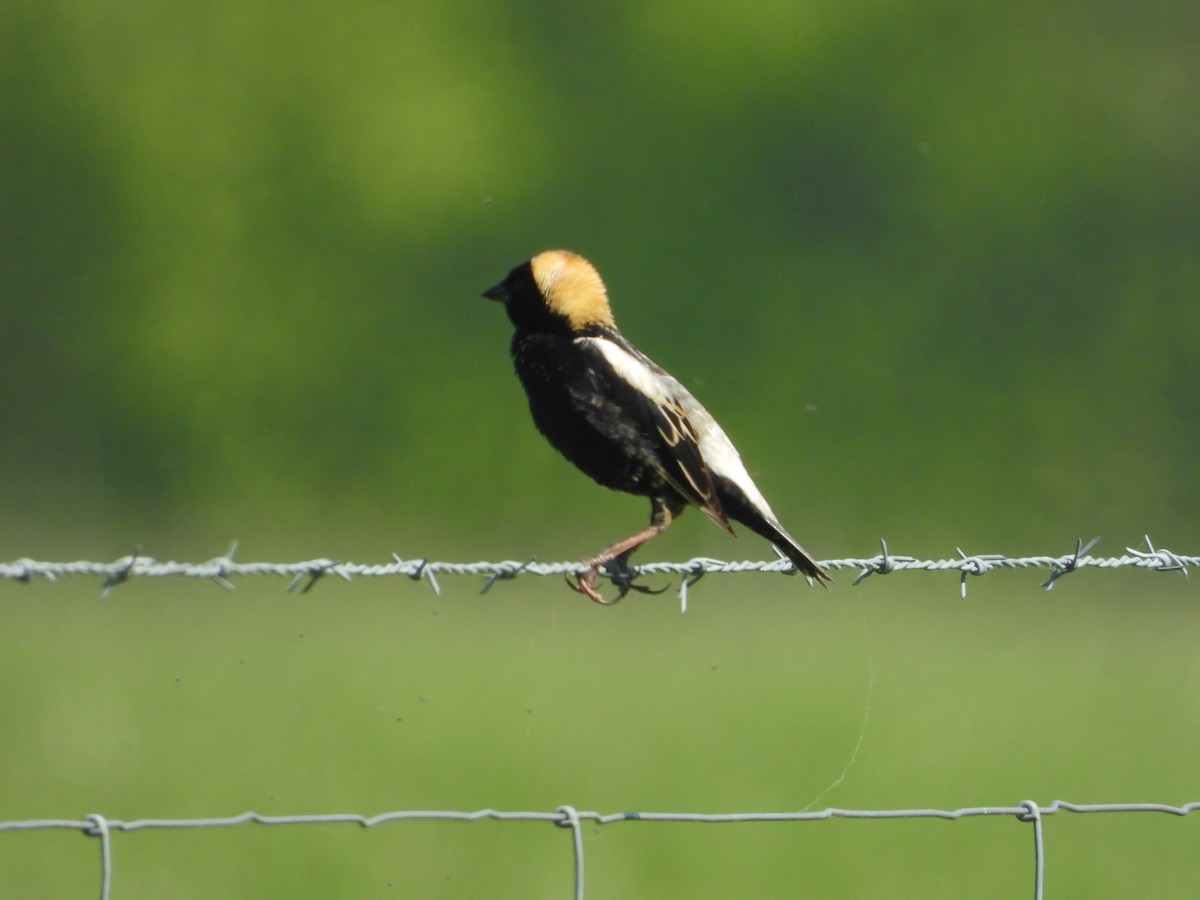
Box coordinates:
[580,336,781,522]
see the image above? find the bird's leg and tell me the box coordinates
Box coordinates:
[575,498,679,604]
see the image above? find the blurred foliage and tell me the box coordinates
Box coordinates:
[2,1,1199,895]
[2,0,1196,556]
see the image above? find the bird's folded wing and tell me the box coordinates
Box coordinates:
[578,334,733,532]
[650,396,733,532]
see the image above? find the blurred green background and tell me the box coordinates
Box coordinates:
[2,1,1198,896]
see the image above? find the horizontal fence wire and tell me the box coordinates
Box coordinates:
[0,536,1193,609]
[3,801,1198,900]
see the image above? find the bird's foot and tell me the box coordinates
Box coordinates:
[566,558,667,605]
[604,557,669,599]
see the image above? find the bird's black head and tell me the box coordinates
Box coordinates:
[484,250,615,336]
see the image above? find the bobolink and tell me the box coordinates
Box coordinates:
[484,250,829,603]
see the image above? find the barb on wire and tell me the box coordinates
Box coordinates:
[480,557,534,594]
[200,540,240,593]
[955,548,1007,598]
[405,555,441,596]
[2,537,1196,606]
[853,538,912,586]
[287,559,346,594]
[678,561,711,613]
[1042,537,1100,590]
[1127,535,1189,576]
[100,548,141,599]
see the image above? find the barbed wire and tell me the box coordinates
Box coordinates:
[0,536,1192,609]
[4,800,1197,900]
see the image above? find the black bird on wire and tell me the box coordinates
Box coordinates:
[484,249,829,604]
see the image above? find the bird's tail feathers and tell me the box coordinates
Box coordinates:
[753,519,831,585]
[775,534,831,585]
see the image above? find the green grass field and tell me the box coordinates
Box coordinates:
[2,566,1196,897]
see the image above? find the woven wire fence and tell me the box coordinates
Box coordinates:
[1,535,1193,609]
[4,537,1196,898]
[3,801,1199,900]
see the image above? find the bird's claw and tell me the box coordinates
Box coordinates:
[565,559,667,605]
[565,570,616,604]
[604,558,669,599]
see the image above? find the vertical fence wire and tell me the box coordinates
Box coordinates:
[1020,800,1045,900]
[84,814,111,900]
[556,805,585,899]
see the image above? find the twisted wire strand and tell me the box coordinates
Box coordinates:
[1,536,1193,601]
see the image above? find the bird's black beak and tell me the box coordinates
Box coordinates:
[482,281,508,303]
